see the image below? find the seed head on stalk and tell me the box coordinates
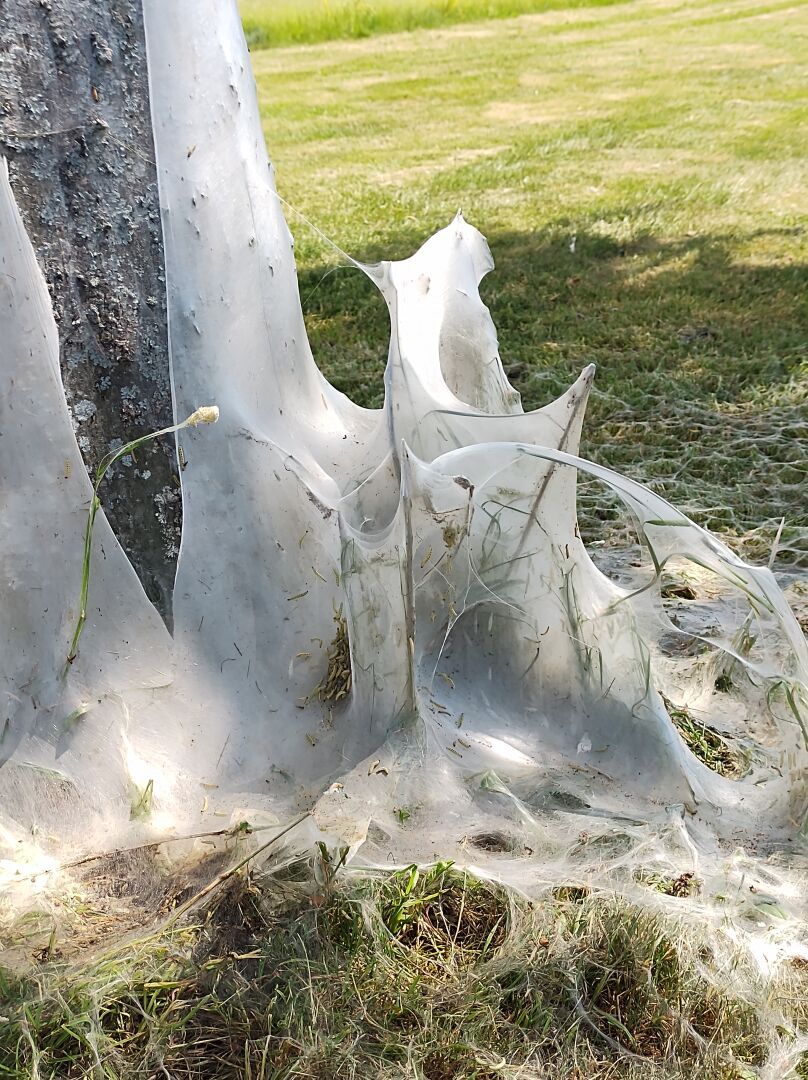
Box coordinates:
[64,406,220,672]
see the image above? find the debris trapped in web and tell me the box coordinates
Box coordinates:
[1,0,806,940]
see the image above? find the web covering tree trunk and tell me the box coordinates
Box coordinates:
[0,0,176,618]
[0,0,806,926]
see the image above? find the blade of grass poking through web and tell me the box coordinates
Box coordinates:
[64,406,220,671]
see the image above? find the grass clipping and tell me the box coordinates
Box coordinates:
[3,854,808,1080]
[312,608,352,703]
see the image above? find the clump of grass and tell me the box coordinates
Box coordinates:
[0,927,195,1078]
[3,856,802,1079]
[129,777,154,821]
[635,868,702,898]
[553,883,592,903]
[568,902,765,1069]
[239,0,624,50]
[662,694,748,778]
[375,860,509,965]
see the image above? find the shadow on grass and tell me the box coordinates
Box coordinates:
[297,222,807,557]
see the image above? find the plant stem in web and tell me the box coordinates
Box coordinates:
[63,406,219,672]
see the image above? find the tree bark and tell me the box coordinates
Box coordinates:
[0,0,177,621]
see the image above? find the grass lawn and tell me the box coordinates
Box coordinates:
[239,0,627,48]
[3,855,804,1079]
[250,0,807,561]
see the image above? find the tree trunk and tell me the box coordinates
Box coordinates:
[0,0,176,621]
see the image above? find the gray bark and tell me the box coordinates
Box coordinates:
[0,0,177,622]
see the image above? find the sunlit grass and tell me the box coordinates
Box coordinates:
[4,856,804,1078]
[239,0,626,48]
[251,0,808,562]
